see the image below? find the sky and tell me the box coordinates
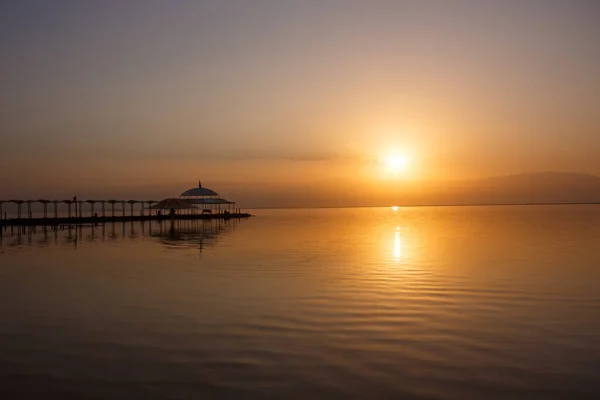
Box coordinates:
[1,0,599,205]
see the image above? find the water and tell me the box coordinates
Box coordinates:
[1,205,599,399]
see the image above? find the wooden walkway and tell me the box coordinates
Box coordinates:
[0,197,248,227]
[0,213,252,227]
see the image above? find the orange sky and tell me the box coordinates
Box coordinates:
[1,1,599,204]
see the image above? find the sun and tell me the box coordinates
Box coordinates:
[383,154,412,174]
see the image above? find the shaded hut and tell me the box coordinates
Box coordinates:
[180,181,236,214]
[150,198,198,219]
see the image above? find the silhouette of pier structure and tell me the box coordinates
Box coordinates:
[0,182,250,227]
[0,218,242,255]
[0,198,250,227]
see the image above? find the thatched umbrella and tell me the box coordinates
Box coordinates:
[25,200,33,219]
[37,199,51,219]
[85,200,97,217]
[150,198,197,220]
[99,200,106,217]
[9,200,25,219]
[149,198,197,210]
[186,197,236,213]
[52,200,59,218]
[144,200,158,216]
[62,200,74,218]
[127,200,140,217]
[76,200,84,219]
[107,200,119,217]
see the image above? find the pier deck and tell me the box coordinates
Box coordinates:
[0,196,249,227]
[0,213,252,227]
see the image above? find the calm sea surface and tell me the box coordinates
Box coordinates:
[1,205,599,399]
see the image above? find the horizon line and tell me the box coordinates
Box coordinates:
[246,201,600,210]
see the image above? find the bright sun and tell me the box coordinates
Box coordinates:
[383,155,412,174]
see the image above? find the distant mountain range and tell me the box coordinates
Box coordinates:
[465,171,600,205]
[3,171,599,209]
[384,171,600,207]
[236,171,600,208]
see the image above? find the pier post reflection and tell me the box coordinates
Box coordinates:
[0,218,242,255]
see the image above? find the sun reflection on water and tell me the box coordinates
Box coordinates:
[394,226,402,261]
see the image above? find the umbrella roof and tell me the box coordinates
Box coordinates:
[149,198,198,210]
[181,187,219,197]
[185,198,235,205]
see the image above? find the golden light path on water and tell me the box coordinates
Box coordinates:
[394,226,402,261]
[389,206,408,265]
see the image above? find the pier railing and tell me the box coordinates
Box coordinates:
[0,199,247,226]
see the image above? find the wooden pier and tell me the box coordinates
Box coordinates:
[0,199,251,227]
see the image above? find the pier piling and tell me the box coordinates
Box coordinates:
[0,197,251,227]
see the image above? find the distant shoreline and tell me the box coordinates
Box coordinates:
[247,202,600,210]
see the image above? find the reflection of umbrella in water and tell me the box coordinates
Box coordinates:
[150,219,235,254]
